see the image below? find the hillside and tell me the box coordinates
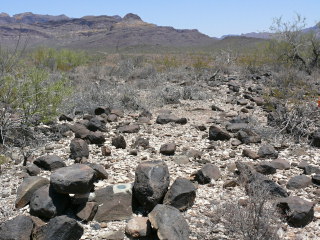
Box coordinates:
[0,12,217,50]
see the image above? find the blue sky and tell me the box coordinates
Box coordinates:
[1,0,319,37]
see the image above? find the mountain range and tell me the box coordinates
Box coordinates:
[0,12,318,50]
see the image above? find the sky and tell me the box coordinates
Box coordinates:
[1,0,319,37]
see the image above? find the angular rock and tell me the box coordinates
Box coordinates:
[50,164,95,194]
[94,106,110,115]
[125,217,151,238]
[30,185,69,219]
[208,125,231,141]
[237,129,261,144]
[101,146,111,156]
[85,162,108,180]
[106,113,118,122]
[70,123,90,139]
[163,177,196,211]
[0,215,33,240]
[311,129,320,147]
[254,162,277,175]
[160,142,176,156]
[211,105,224,111]
[70,138,89,160]
[35,215,84,240]
[226,123,248,133]
[112,135,126,149]
[59,114,73,122]
[303,165,320,175]
[118,124,140,133]
[236,162,288,198]
[34,155,66,171]
[156,114,187,125]
[277,196,314,228]
[148,204,190,240]
[15,176,50,209]
[258,144,278,159]
[76,202,98,222]
[312,174,320,185]
[286,175,312,190]
[132,137,149,149]
[192,163,221,184]
[26,163,41,176]
[94,183,133,222]
[133,160,170,211]
[270,159,290,170]
[242,149,259,160]
[87,117,107,132]
[85,131,106,145]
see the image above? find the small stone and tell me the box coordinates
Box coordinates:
[160,143,176,156]
[192,163,221,184]
[242,149,259,160]
[125,217,151,238]
[286,175,312,190]
[101,146,111,156]
[112,135,126,149]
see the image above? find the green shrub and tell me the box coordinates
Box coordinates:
[31,47,88,71]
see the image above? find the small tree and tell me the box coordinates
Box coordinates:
[269,14,320,74]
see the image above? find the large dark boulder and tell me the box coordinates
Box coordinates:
[34,155,66,171]
[84,131,106,145]
[208,125,231,141]
[50,164,95,194]
[30,185,70,219]
[163,178,196,211]
[133,161,170,212]
[34,215,83,240]
[15,176,49,209]
[70,138,89,160]
[277,196,314,228]
[0,215,34,240]
[148,204,190,240]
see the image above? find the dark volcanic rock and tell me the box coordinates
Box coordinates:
[75,202,98,222]
[208,125,231,141]
[35,215,84,240]
[192,163,221,184]
[0,215,34,240]
[15,176,50,209]
[311,129,320,147]
[30,185,69,219]
[156,114,187,125]
[133,160,170,212]
[303,165,320,175]
[277,196,314,228]
[87,117,107,132]
[258,144,278,159]
[160,142,177,156]
[112,135,126,149]
[286,175,312,190]
[118,124,140,133]
[254,162,277,175]
[94,183,132,222]
[70,138,89,160]
[85,162,108,180]
[26,163,41,176]
[237,129,261,144]
[270,159,291,170]
[163,177,196,211]
[236,162,288,198]
[148,204,190,240]
[34,155,66,171]
[312,174,320,185]
[133,137,149,149]
[70,123,90,139]
[84,131,106,145]
[94,106,110,115]
[59,114,73,122]
[226,123,248,133]
[242,149,259,160]
[50,164,95,194]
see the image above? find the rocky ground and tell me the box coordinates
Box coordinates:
[0,73,320,240]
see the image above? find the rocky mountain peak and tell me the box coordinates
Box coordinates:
[123,13,142,21]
